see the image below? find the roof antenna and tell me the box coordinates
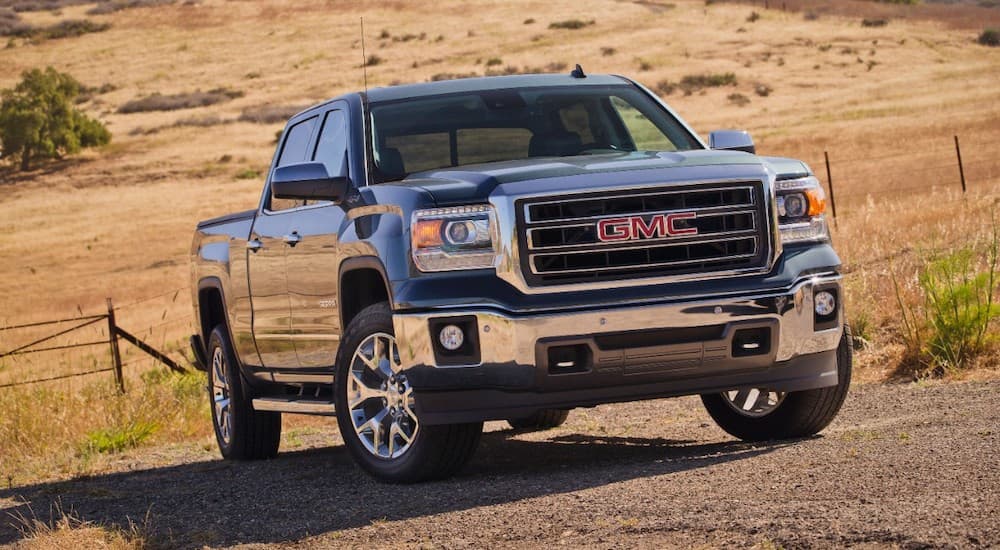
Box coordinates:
[360,16,369,94]
[570,64,586,79]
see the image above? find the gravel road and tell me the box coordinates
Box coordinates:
[1,380,998,548]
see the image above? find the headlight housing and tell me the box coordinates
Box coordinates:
[776,176,830,244]
[411,205,498,272]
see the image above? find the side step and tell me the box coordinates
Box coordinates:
[252,397,336,416]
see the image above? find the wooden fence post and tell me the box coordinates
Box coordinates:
[106,298,125,394]
[954,135,967,194]
[824,151,839,228]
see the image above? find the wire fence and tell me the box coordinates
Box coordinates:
[0,289,192,392]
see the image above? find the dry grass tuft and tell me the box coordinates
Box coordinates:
[117,88,243,114]
[12,504,153,550]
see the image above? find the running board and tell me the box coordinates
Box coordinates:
[252,397,336,415]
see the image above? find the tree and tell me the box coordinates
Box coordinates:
[0,67,111,171]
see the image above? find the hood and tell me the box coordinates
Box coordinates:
[402,150,812,205]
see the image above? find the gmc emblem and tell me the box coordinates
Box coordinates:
[597,212,698,242]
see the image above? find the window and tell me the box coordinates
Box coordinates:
[306,110,348,206]
[457,128,532,165]
[385,132,450,174]
[610,96,677,152]
[270,116,317,211]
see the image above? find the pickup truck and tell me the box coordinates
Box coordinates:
[190,70,851,482]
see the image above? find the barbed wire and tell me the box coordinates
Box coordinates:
[0,367,116,390]
[112,287,187,312]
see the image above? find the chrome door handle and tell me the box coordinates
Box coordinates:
[247,239,263,252]
[282,232,301,246]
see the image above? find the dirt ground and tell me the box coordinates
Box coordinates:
[1,380,997,549]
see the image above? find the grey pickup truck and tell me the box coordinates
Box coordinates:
[190,70,851,482]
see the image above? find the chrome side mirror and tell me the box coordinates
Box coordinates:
[709,130,756,154]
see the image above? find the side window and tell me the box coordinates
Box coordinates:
[610,97,677,152]
[269,116,317,212]
[307,110,348,206]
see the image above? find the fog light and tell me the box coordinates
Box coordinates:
[439,324,465,351]
[815,291,836,317]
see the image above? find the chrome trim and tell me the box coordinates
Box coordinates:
[528,237,758,275]
[496,176,776,294]
[523,184,756,224]
[270,373,335,384]
[394,274,842,369]
[252,397,336,415]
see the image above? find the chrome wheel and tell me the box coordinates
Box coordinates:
[211,346,232,446]
[722,388,786,418]
[347,332,417,459]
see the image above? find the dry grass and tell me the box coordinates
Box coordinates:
[0,0,998,487]
[11,505,151,549]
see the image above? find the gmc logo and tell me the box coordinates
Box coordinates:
[597,213,698,242]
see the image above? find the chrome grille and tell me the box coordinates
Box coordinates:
[517,182,770,286]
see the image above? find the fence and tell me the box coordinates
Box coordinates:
[0,291,191,392]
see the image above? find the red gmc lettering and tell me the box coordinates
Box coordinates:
[596,212,698,242]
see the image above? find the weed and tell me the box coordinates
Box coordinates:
[83,420,157,454]
[234,167,261,180]
[679,72,737,94]
[862,18,889,27]
[754,83,773,97]
[979,29,1000,47]
[747,11,760,23]
[851,310,873,350]
[601,46,616,56]
[364,54,383,67]
[485,57,502,66]
[727,93,750,106]
[548,19,595,30]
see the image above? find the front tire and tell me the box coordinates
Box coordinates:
[507,409,570,431]
[334,303,482,483]
[701,324,853,441]
[207,325,281,459]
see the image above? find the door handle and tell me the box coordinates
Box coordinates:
[282,232,301,246]
[247,239,263,252]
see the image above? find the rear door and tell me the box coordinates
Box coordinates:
[286,107,351,368]
[247,115,318,368]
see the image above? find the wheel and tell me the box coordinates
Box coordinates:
[701,324,853,441]
[208,325,281,459]
[507,409,570,431]
[334,303,482,483]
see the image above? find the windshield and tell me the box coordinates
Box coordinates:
[368,84,702,183]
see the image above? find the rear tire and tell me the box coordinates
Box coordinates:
[507,409,570,431]
[334,303,482,483]
[208,325,281,460]
[701,324,852,441]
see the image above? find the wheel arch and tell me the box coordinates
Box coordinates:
[339,256,393,333]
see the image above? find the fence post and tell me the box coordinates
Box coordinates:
[106,298,125,394]
[954,135,967,194]
[824,151,839,228]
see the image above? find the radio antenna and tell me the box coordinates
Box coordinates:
[360,16,368,94]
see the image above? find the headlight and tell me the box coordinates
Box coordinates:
[776,176,829,244]
[411,205,498,272]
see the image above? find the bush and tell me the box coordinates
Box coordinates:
[0,7,34,37]
[86,0,175,15]
[364,54,383,67]
[83,420,157,454]
[117,87,243,113]
[548,19,594,30]
[237,103,309,124]
[894,222,1000,375]
[600,46,616,56]
[485,57,502,66]
[746,11,760,22]
[679,72,737,94]
[0,66,111,171]
[40,19,110,39]
[978,29,1000,47]
[727,93,750,106]
[862,18,889,27]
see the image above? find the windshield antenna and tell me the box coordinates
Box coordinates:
[360,17,369,94]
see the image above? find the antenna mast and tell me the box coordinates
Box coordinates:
[360,16,368,94]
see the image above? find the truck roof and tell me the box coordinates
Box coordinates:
[363,73,631,103]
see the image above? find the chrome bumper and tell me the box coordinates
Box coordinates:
[393,274,843,370]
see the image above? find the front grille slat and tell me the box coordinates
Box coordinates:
[518,182,770,286]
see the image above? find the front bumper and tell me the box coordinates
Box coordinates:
[393,274,843,425]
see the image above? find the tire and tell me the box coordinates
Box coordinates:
[701,324,853,441]
[507,409,570,431]
[208,325,281,460]
[334,302,482,483]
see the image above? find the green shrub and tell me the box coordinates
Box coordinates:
[485,57,502,67]
[0,66,111,170]
[978,29,1000,47]
[894,221,1000,375]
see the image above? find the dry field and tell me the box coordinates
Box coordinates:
[0,0,999,532]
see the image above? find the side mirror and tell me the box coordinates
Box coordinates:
[709,130,756,154]
[271,162,350,202]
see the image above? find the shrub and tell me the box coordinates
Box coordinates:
[86,0,174,15]
[485,57,502,66]
[637,58,653,71]
[0,66,111,171]
[862,18,889,27]
[117,87,243,113]
[548,19,594,30]
[523,18,534,24]
[601,46,616,56]
[237,103,309,124]
[364,54,383,67]
[235,167,261,179]
[40,19,110,39]
[746,11,760,22]
[754,83,773,96]
[727,93,750,106]
[0,7,34,37]
[978,29,1000,47]
[655,80,676,95]
[894,222,1000,375]
[679,72,737,94]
